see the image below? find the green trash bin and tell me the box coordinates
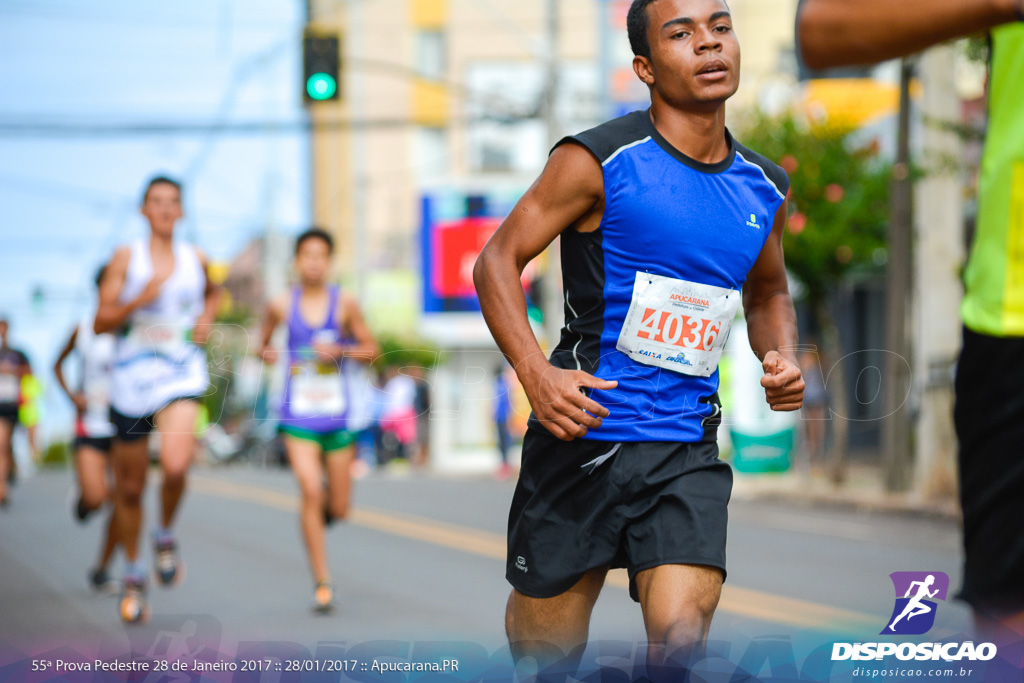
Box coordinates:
[729,428,794,473]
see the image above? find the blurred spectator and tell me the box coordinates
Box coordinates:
[18,373,42,461]
[494,366,513,481]
[410,367,431,468]
[379,367,417,466]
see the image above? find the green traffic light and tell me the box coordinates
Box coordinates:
[306,72,337,100]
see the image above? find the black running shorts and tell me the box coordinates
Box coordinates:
[109,397,202,443]
[507,427,732,602]
[954,326,1024,614]
[73,435,113,453]
[0,404,19,427]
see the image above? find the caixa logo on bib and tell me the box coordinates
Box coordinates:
[882,571,949,635]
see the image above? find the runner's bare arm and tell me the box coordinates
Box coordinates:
[94,247,165,334]
[798,0,1019,69]
[336,292,379,363]
[258,293,287,365]
[192,249,221,346]
[743,200,804,412]
[53,327,86,412]
[474,142,617,441]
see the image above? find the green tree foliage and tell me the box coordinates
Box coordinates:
[374,334,444,371]
[738,110,892,306]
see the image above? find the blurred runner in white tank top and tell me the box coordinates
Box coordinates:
[94,176,220,624]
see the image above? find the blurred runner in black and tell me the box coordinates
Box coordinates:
[54,267,120,592]
[0,317,32,508]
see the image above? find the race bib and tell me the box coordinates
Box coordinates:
[125,314,190,358]
[616,272,739,378]
[84,380,110,424]
[291,366,346,418]
[0,374,17,402]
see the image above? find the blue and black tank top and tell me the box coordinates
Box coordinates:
[542,108,789,443]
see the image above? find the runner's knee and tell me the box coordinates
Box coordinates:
[299,480,324,506]
[162,464,188,488]
[81,488,107,510]
[651,606,712,655]
[119,480,145,506]
[663,615,705,648]
[328,499,349,519]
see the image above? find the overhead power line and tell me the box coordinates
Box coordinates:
[0,113,560,138]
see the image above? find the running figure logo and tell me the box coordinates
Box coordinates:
[881,571,949,635]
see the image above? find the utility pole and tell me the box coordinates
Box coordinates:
[349,0,368,299]
[912,46,962,500]
[541,0,563,349]
[883,58,915,492]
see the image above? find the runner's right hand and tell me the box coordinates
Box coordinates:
[522,365,617,441]
[135,274,169,307]
[260,346,278,365]
[72,393,88,413]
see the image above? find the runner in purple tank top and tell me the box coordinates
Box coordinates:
[259,228,379,613]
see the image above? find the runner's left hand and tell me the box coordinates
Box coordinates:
[191,324,210,346]
[312,341,345,362]
[760,350,804,411]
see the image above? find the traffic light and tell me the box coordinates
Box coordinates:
[303,34,340,102]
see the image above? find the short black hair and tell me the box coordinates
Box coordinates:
[627,0,660,58]
[142,175,182,203]
[627,0,730,58]
[294,227,334,255]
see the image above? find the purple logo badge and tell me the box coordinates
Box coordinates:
[881,571,949,635]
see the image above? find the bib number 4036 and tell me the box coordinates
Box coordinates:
[637,308,722,351]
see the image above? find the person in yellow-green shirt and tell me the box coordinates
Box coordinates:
[18,373,41,460]
[798,0,1024,648]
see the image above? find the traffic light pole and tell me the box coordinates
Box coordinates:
[348,0,368,299]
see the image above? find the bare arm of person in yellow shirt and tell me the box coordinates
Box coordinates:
[798,0,1022,69]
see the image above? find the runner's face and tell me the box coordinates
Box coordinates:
[141,183,182,238]
[295,238,331,285]
[637,0,739,109]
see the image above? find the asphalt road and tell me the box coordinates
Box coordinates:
[0,464,971,676]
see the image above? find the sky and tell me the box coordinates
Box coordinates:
[0,0,311,441]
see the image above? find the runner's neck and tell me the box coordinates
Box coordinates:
[299,281,328,297]
[648,103,729,165]
[148,232,175,252]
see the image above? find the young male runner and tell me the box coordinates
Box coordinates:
[259,228,378,613]
[54,267,120,592]
[94,176,219,623]
[474,0,804,672]
[0,318,31,508]
[798,0,1024,651]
